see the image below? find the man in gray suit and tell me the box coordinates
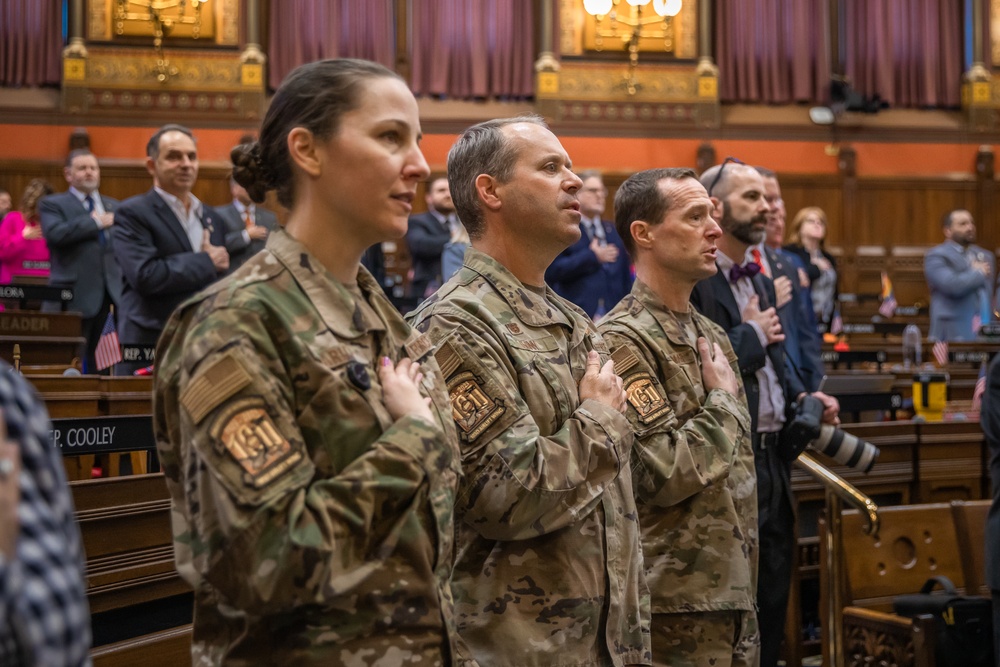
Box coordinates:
[218,175,278,271]
[39,149,122,373]
[924,209,995,342]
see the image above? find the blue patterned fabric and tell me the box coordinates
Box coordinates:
[0,363,91,666]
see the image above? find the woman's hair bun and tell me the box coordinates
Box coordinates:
[230,141,269,204]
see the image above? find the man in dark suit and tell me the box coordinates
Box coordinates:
[982,354,1000,664]
[405,176,456,298]
[113,124,229,373]
[218,175,278,271]
[39,149,122,373]
[546,170,632,318]
[757,167,825,392]
[690,160,839,667]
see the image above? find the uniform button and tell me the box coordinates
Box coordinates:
[346,361,371,390]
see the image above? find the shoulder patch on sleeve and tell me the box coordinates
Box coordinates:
[180,350,252,424]
[611,345,641,376]
[209,398,304,489]
[434,339,463,379]
[623,372,672,425]
[447,370,507,442]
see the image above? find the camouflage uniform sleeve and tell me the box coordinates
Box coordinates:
[420,308,631,541]
[154,305,451,613]
[601,329,751,508]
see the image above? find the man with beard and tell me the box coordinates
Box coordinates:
[925,209,995,341]
[406,176,458,298]
[690,160,840,667]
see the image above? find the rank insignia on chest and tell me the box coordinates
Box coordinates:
[211,399,303,488]
[447,370,506,442]
[624,372,672,424]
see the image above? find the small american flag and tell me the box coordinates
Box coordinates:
[878,272,897,318]
[972,361,987,411]
[829,307,844,335]
[95,311,122,371]
[932,340,949,368]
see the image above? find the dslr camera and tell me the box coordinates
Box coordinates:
[784,395,880,472]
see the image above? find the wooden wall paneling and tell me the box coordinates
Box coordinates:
[856,178,978,246]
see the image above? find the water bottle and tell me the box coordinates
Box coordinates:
[902,324,921,369]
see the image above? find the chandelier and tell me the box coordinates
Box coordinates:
[114,0,209,83]
[583,0,682,95]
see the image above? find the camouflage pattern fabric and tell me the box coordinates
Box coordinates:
[650,610,760,667]
[407,247,651,667]
[598,279,758,624]
[153,230,472,666]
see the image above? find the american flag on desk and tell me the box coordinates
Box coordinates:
[972,360,987,411]
[95,311,122,371]
[932,340,949,368]
[829,305,844,335]
[878,271,897,318]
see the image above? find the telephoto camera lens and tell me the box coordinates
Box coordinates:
[808,424,880,473]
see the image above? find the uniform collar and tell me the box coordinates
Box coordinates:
[624,278,699,349]
[266,230,389,340]
[463,247,577,327]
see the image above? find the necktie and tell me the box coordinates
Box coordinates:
[85,195,106,246]
[729,262,761,283]
[244,209,253,230]
[751,248,769,278]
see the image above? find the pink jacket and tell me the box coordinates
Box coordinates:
[0,211,50,283]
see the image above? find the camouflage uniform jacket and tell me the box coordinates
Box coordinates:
[407,248,651,667]
[153,230,470,666]
[598,279,758,614]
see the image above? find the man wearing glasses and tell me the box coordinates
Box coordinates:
[547,170,633,319]
[691,159,840,667]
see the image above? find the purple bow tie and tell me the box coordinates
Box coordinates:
[728,262,761,283]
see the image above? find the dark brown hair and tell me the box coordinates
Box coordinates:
[231,59,402,209]
[614,167,697,258]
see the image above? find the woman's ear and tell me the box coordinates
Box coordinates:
[287,127,321,178]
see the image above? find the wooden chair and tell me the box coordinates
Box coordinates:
[951,499,991,598]
[824,503,967,667]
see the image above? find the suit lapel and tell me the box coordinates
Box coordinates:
[150,191,196,252]
[709,268,742,326]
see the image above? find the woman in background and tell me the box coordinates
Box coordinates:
[0,179,52,283]
[785,206,838,330]
[153,59,469,665]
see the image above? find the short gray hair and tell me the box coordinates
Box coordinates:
[446,114,548,239]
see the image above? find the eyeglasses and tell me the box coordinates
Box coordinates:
[706,156,745,197]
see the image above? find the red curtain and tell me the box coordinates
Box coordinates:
[715,0,831,104]
[844,0,963,108]
[410,0,535,100]
[267,0,395,90]
[0,0,62,88]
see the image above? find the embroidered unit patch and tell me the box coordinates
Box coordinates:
[447,370,506,442]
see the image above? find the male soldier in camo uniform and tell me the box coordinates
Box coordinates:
[153,230,468,665]
[408,115,651,666]
[599,169,759,666]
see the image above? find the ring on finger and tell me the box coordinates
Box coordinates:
[0,458,13,478]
